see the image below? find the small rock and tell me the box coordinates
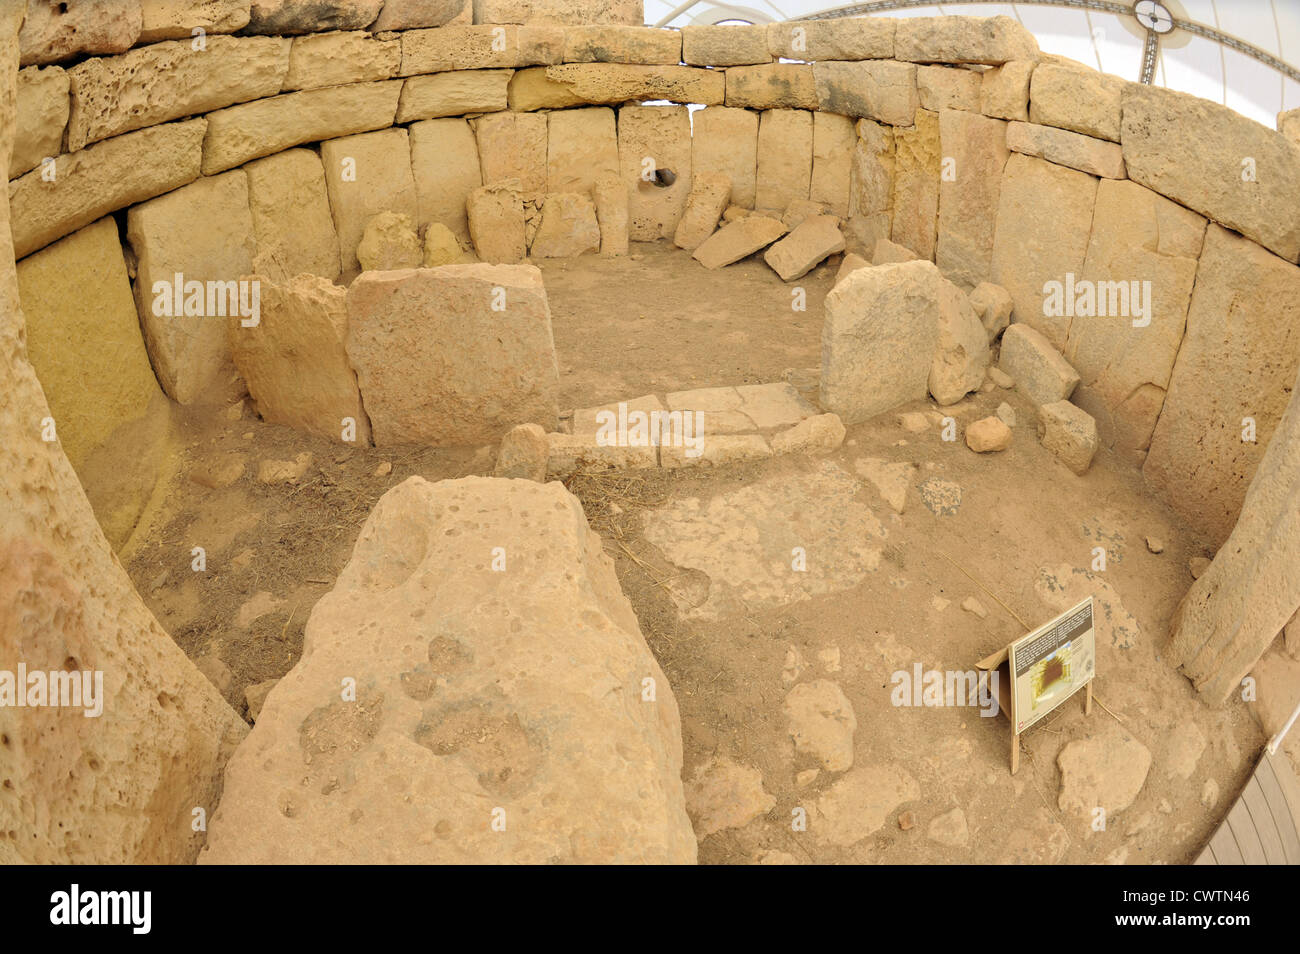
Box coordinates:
[965,415,1012,452]
[835,251,870,285]
[988,367,1015,389]
[357,210,422,271]
[961,596,988,619]
[1200,778,1219,808]
[494,422,548,481]
[1000,323,1080,405]
[1189,556,1211,579]
[784,679,857,772]
[190,454,245,489]
[684,756,776,839]
[1037,400,1098,475]
[225,400,245,421]
[927,807,969,847]
[771,413,846,455]
[194,653,233,698]
[244,678,278,721]
[855,458,918,514]
[968,282,1013,342]
[898,809,916,831]
[257,452,313,484]
[897,411,930,433]
[423,222,462,268]
[817,646,842,673]
[374,461,392,477]
[795,768,820,787]
[996,402,1016,427]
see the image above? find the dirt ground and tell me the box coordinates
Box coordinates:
[112,240,1285,864]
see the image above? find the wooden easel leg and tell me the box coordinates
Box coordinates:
[1010,731,1020,775]
[1084,681,1093,717]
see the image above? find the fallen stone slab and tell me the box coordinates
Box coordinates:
[1057,723,1151,817]
[1006,120,1125,179]
[673,172,732,251]
[546,431,657,476]
[692,215,787,269]
[201,476,696,863]
[764,214,846,281]
[1038,400,1098,475]
[998,323,1080,406]
[835,252,870,284]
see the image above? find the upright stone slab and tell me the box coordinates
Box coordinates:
[810,111,855,218]
[618,105,692,241]
[692,106,758,210]
[847,118,894,253]
[473,110,547,193]
[467,180,526,263]
[936,109,1008,288]
[345,265,560,446]
[547,106,619,195]
[1144,225,1300,544]
[11,64,69,179]
[127,169,256,405]
[891,107,940,261]
[410,117,482,245]
[591,172,628,256]
[990,153,1098,350]
[244,148,342,283]
[756,109,812,213]
[321,127,419,276]
[201,475,695,863]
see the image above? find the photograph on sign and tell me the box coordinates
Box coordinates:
[1008,597,1096,734]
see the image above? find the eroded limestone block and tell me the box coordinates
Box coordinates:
[562,25,680,64]
[244,148,342,283]
[891,107,939,261]
[756,109,812,214]
[11,65,69,179]
[917,65,980,111]
[373,0,468,31]
[724,63,816,110]
[473,110,547,193]
[692,214,785,269]
[682,24,770,66]
[591,173,628,256]
[692,106,758,210]
[396,68,510,121]
[810,111,855,218]
[410,117,481,245]
[284,30,400,91]
[541,63,724,105]
[1038,400,1097,475]
[763,213,844,282]
[766,17,894,61]
[19,0,141,66]
[245,0,382,34]
[400,23,564,73]
[1030,61,1122,141]
[929,276,990,405]
[814,60,917,127]
[467,179,526,263]
[1006,121,1125,179]
[673,172,731,251]
[619,104,692,241]
[895,15,1038,65]
[138,0,252,42]
[357,211,423,271]
[321,127,419,275]
[547,106,619,195]
[530,192,601,257]
[998,323,1079,406]
[936,109,1008,288]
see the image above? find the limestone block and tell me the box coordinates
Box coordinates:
[467,180,526,263]
[770,413,846,455]
[917,65,980,111]
[724,63,817,111]
[692,214,786,269]
[763,214,844,282]
[244,148,342,283]
[494,422,548,480]
[872,237,918,264]
[284,30,400,91]
[814,60,917,127]
[547,106,619,195]
[618,104,692,241]
[1029,62,1121,141]
[766,18,894,62]
[895,15,1038,65]
[810,110,855,218]
[562,25,680,64]
[998,323,1079,406]
[201,80,402,175]
[662,434,771,468]
[399,24,564,73]
[245,0,383,34]
[673,172,731,251]
[357,211,423,270]
[1038,401,1098,475]
[424,222,463,266]
[980,59,1032,121]
[692,106,758,210]
[410,116,482,245]
[345,265,559,445]
[19,0,141,66]
[891,107,939,261]
[1144,225,1300,543]
[682,24,770,67]
[546,432,657,475]
[936,109,1008,288]
[11,65,69,179]
[968,281,1012,342]
[396,68,511,121]
[472,110,547,193]
[139,0,252,41]
[372,0,468,31]
[591,173,628,256]
[507,65,586,110]
[65,36,289,152]
[756,109,812,213]
[473,0,642,25]
[320,127,419,275]
[530,192,601,257]
[929,276,990,405]
[782,197,828,230]
[10,119,206,260]
[846,118,894,253]
[1279,107,1300,147]
[1006,121,1125,179]
[541,63,724,105]
[226,274,369,445]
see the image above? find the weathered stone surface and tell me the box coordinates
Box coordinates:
[10,119,205,260]
[506,65,585,110]
[562,25,680,64]
[785,679,856,772]
[1063,179,1204,457]
[1038,400,1097,475]
[410,116,481,244]
[990,153,1098,349]
[661,434,771,468]
[917,64,980,111]
[396,68,510,121]
[891,107,939,261]
[673,172,731,251]
[682,24,770,66]
[692,106,758,210]
[1280,107,1300,147]
[11,65,68,179]
[244,148,341,283]
[1057,724,1151,816]
[810,111,855,218]
[821,260,943,423]
[321,127,418,275]
[357,210,423,270]
[541,62,723,105]
[547,106,619,195]
[770,413,846,455]
[724,64,816,110]
[782,197,828,230]
[966,416,1011,452]
[895,15,1038,64]
[968,281,1011,342]
[1006,121,1125,179]
[1144,225,1300,543]
[980,59,1032,121]
[764,213,844,281]
[591,173,628,256]
[929,276,990,404]
[936,108,1008,289]
[766,17,894,61]
[836,251,869,284]
[202,475,694,863]
[227,273,369,445]
[127,170,255,405]
[1123,83,1300,263]
[999,323,1079,406]
[756,108,812,213]
[685,757,775,839]
[467,179,526,263]
[871,238,917,265]
[472,110,546,194]
[245,0,382,34]
[1029,61,1121,141]
[19,0,141,66]
[494,422,548,480]
[619,104,692,240]
[400,24,565,73]
[284,29,399,91]
[813,762,918,846]
[15,217,160,469]
[373,0,467,31]
[530,192,601,257]
[692,214,786,269]
[546,431,656,475]
[665,383,815,433]
[423,222,463,266]
[846,118,894,252]
[814,60,917,127]
[346,265,559,445]
[201,80,402,175]
[138,0,252,41]
[473,0,641,25]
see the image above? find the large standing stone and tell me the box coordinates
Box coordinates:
[820,260,943,423]
[19,0,141,66]
[756,109,812,213]
[591,173,628,256]
[891,107,939,261]
[814,60,917,127]
[724,64,817,110]
[321,127,419,276]
[990,153,1098,349]
[936,109,1009,288]
[244,148,342,283]
[201,475,694,863]
[618,105,692,240]
[11,65,69,179]
[810,111,855,218]
[10,119,206,260]
[65,37,289,152]
[473,110,547,193]
[1030,61,1122,141]
[894,15,1038,64]
[467,180,526,263]
[1122,83,1300,263]
[395,68,510,122]
[345,265,559,446]
[846,118,894,252]
[127,170,256,405]
[227,274,370,445]
[201,80,403,175]
[530,192,601,257]
[283,30,399,91]
[1144,225,1300,543]
[673,172,731,251]
[547,106,619,195]
[410,117,482,245]
[929,276,990,404]
[1037,400,1098,475]
[692,106,758,210]
[1063,179,1204,458]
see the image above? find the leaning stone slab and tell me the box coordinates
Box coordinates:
[320,127,419,276]
[244,148,342,283]
[814,60,918,127]
[1038,400,1098,475]
[396,68,510,121]
[201,80,402,175]
[562,25,681,64]
[895,15,1038,65]
[998,323,1080,406]
[11,64,69,179]
[345,265,560,446]
[1121,83,1300,263]
[682,24,771,66]
[764,214,845,281]
[200,476,695,863]
[1029,61,1122,141]
[1006,121,1125,179]
[542,63,725,105]
[10,118,205,261]
[227,274,369,445]
[766,18,895,61]
[65,36,289,152]
[284,30,400,91]
[673,172,732,251]
[724,63,816,110]
[929,277,990,405]
[399,24,564,73]
[693,215,787,269]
